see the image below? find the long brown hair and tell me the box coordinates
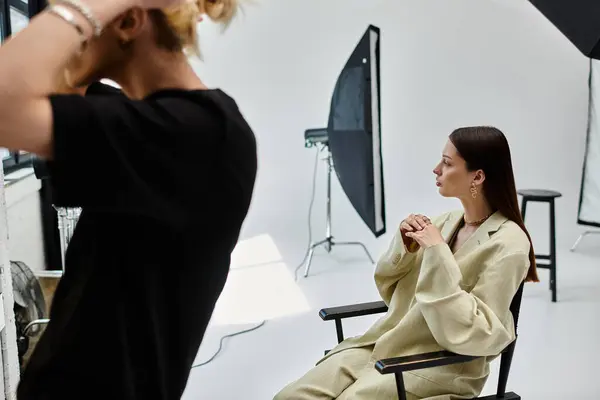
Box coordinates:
[449,126,539,283]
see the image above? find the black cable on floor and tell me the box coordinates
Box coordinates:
[191,320,267,368]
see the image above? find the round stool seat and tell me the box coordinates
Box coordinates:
[518,189,562,200]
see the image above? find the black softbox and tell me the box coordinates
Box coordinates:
[327,25,386,238]
[529,0,600,59]
[577,59,600,228]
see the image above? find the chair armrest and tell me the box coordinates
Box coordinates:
[375,350,480,374]
[319,301,388,321]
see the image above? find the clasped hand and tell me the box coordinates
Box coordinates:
[400,214,445,252]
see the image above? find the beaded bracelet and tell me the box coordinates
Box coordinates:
[58,0,103,37]
[48,4,86,37]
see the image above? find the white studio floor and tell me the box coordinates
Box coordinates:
[182,231,600,400]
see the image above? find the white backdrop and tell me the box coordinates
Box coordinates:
[192,0,591,263]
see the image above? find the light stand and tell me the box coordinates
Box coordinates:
[303,144,375,278]
[570,230,600,251]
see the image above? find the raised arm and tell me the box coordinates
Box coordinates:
[374,229,418,304]
[415,244,529,356]
[0,0,183,157]
[375,212,450,305]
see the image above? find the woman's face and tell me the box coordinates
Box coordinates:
[433,140,476,199]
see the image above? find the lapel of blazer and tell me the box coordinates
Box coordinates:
[440,210,463,242]
[440,210,508,259]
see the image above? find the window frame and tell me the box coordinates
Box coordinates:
[9,0,27,15]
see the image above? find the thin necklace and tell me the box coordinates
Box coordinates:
[464,213,492,226]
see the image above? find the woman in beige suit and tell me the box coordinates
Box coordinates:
[274,126,538,400]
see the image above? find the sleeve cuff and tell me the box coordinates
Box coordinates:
[418,243,463,298]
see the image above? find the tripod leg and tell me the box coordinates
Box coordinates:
[334,241,376,264]
[570,231,600,252]
[570,232,587,252]
[303,238,330,278]
[303,246,317,278]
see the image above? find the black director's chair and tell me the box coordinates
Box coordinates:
[319,282,525,400]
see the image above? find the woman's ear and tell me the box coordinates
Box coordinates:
[113,7,149,43]
[473,169,486,186]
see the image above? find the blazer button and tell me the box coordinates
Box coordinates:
[392,254,401,264]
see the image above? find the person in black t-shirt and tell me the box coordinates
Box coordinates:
[0,0,256,399]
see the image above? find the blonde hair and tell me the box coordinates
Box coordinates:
[156,0,239,55]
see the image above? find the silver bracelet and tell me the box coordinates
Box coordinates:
[48,4,86,37]
[58,0,103,37]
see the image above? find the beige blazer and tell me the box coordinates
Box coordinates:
[317,210,531,399]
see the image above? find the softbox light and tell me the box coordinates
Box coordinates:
[578,59,600,227]
[528,0,600,59]
[327,24,386,238]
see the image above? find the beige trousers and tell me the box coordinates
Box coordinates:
[273,347,419,400]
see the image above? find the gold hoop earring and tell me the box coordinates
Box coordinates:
[470,183,478,199]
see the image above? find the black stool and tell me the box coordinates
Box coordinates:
[518,189,562,302]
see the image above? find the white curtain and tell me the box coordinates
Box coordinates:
[579,59,600,226]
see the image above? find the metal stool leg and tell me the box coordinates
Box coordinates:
[549,199,557,302]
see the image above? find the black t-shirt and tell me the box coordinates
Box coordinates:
[17,83,257,400]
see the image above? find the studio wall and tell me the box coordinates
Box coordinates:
[192,0,591,261]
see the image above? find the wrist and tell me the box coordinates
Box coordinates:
[401,232,416,251]
[424,242,447,250]
[407,241,420,253]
